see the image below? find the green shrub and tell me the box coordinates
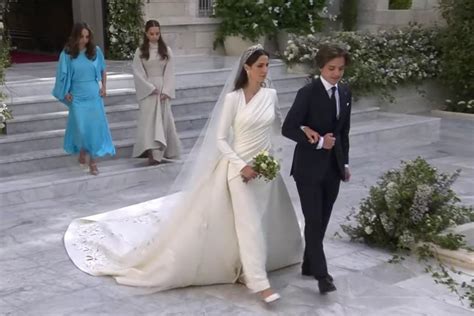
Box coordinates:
[212,0,327,48]
[105,0,144,60]
[340,0,358,31]
[389,0,412,10]
[437,0,474,111]
[283,25,440,99]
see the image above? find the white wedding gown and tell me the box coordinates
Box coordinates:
[64,88,303,290]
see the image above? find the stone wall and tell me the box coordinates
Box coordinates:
[358,0,442,32]
[143,0,222,55]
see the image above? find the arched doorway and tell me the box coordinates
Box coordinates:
[3,0,73,63]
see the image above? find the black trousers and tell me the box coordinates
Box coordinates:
[296,157,341,280]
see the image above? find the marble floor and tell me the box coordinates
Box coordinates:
[1,117,473,315]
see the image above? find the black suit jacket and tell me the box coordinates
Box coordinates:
[282,78,351,184]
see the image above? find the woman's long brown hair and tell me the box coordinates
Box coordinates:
[64,22,96,60]
[140,20,169,60]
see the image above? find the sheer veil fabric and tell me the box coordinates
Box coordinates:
[64,45,303,290]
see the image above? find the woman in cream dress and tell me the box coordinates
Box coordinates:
[64,45,303,303]
[132,20,181,165]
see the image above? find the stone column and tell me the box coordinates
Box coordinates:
[72,0,105,50]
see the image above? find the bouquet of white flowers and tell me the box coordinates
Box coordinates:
[0,103,13,131]
[252,150,280,182]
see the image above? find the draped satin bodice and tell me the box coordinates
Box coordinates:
[232,89,275,163]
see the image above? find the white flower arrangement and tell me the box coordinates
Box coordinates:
[0,103,13,131]
[252,150,280,182]
[283,25,440,99]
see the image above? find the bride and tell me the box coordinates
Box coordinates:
[64,44,303,303]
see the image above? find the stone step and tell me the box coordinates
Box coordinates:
[0,158,183,207]
[0,112,439,191]
[4,74,307,117]
[0,111,440,207]
[5,85,303,134]
[2,60,293,100]
[0,103,380,156]
[4,88,137,116]
[0,129,200,178]
[0,121,136,157]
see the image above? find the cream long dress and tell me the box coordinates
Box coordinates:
[64,88,303,291]
[132,43,181,161]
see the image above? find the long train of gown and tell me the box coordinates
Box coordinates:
[64,88,303,290]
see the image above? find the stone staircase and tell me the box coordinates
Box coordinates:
[0,57,441,207]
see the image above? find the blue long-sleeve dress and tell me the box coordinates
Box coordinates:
[52,46,115,158]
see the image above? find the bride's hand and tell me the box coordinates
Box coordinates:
[240,165,257,183]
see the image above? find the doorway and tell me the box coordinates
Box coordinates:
[4,0,73,63]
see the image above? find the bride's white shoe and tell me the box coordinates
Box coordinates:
[259,288,281,304]
[263,292,281,303]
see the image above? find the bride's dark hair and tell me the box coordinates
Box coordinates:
[234,49,269,90]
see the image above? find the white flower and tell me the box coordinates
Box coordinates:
[261,163,268,170]
[364,226,373,235]
[262,150,269,156]
[272,20,278,27]
[0,122,4,129]
[252,23,258,29]
[257,0,264,4]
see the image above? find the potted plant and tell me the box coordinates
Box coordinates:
[213,0,275,56]
[267,0,327,54]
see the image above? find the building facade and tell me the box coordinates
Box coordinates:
[1,0,443,57]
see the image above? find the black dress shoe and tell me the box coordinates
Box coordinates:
[301,268,312,276]
[318,277,336,294]
[302,269,333,282]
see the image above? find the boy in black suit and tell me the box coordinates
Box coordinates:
[282,44,351,294]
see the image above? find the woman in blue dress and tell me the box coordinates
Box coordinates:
[52,22,115,175]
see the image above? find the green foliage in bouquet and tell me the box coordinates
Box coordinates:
[252,151,280,182]
[105,0,144,60]
[342,157,473,251]
[341,157,474,307]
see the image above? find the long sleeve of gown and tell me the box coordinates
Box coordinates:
[217,93,247,172]
[161,47,176,99]
[52,50,72,106]
[132,48,156,101]
[94,46,106,81]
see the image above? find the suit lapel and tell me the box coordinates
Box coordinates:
[336,85,350,129]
